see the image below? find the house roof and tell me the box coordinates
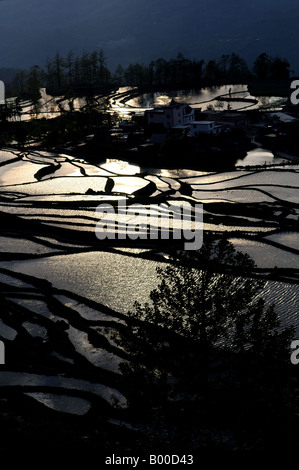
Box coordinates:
[184,104,194,114]
[269,112,298,123]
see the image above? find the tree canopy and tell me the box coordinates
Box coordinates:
[5,50,293,99]
[114,236,295,454]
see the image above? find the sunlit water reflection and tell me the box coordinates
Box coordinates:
[124,85,287,112]
[236,148,289,167]
[1,250,298,332]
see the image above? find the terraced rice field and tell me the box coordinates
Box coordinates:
[0,146,298,449]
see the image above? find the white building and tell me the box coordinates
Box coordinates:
[0,81,5,105]
[145,100,195,129]
[189,121,224,136]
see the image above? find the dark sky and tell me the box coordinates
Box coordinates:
[0,0,298,73]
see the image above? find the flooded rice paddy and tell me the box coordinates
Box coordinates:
[0,138,298,422]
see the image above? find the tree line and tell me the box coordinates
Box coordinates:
[10,49,111,98]
[6,50,293,100]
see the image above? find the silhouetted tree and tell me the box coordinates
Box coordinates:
[253,53,272,80]
[270,56,291,80]
[253,53,290,80]
[12,70,27,96]
[115,237,295,453]
[113,64,125,86]
[204,59,220,82]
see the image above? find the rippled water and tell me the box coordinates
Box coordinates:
[265,232,299,251]
[0,143,298,426]
[0,251,160,313]
[1,87,298,431]
[236,148,289,167]
[124,85,287,112]
[2,251,298,332]
[229,238,299,270]
[127,85,248,110]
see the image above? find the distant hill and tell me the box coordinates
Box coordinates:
[0,0,298,73]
